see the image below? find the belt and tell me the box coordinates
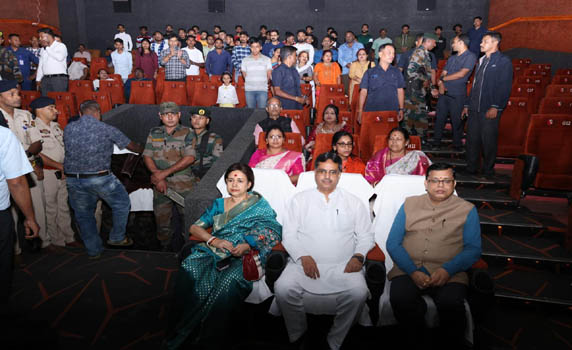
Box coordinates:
[44,166,60,170]
[64,170,110,178]
[44,74,68,78]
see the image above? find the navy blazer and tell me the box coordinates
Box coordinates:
[465,51,513,112]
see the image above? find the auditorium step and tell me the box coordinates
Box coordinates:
[455,170,512,186]
[477,207,566,230]
[482,232,572,264]
[459,188,517,205]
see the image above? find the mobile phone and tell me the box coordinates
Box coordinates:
[216,257,232,271]
[55,170,62,179]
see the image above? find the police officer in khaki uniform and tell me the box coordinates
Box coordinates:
[143,102,196,251]
[0,80,49,252]
[189,106,223,180]
[30,97,78,248]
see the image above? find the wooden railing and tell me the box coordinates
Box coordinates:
[490,15,572,31]
[0,19,60,34]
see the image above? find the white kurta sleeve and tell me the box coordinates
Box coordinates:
[282,195,309,261]
[352,198,375,257]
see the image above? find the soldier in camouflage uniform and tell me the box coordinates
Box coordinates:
[189,106,223,180]
[404,32,438,137]
[143,102,196,250]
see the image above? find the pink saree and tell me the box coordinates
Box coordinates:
[248,149,305,176]
[364,147,431,184]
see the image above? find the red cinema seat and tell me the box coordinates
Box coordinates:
[258,132,303,152]
[47,92,79,115]
[498,97,531,157]
[20,90,41,111]
[129,81,156,104]
[280,109,309,136]
[538,97,572,114]
[359,111,399,160]
[89,92,113,114]
[160,81,188,105]
[99,80,125,105]
[545,85,572,98]
[511,84,541,113]
[68,80,95,106]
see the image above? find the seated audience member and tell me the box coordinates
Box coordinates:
[331,131,365,175]
[249,126,305,184]
[160,35,190,81]
[111,38,132,83]
[142,102,196,251]
[73,44,91,63]
[296,51,313,85]
[182,36,205,76]
[216,72,239,108]
[313,50,342,92]
[272,46,309,110]
[271,47,281,70]
[274,152,374,350]
[365,127,431,185]
[189,107,223,179]
[67,60,88,80]
[205,38,232,76]
[348,48,375,102]
[103,47,113,64]
[124,68,151,101]
[387,162,481,349]
[305,104,351,155]
[253,97,302,145]
[314,35,338,65]
[166,163,281,349]
[92,68,116,91]
[135,38,158,80]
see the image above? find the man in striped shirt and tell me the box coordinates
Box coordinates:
[231,32,251,82]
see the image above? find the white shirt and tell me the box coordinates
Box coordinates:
[114,32,133,51]
[73,50,91,62]
[182,46,204,76]
[293,42,315,66]
[111,50,133,82]
[216,84,239,105]
[282,187,374,293]
[36,40,68,81]
[0,127,33,210]
[151,40,167,57]
[67,61,88,80]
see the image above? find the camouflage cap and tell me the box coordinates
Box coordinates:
[159,101,180,114]
[423,32,439,41]
[189,106,212,118]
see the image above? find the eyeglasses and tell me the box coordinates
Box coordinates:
[427,178,454,185]
[316,169,340,176]
[267,135,283,140]
[267,104,281,108]
[336,142,353,148]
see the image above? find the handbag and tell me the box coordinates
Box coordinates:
[242,249,264,281]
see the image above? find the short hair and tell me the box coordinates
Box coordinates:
[315,152,343,172]
[323,104,339,122]
[78,43,86,48]
[280,45,297,61]
[98,68,108,75]
[426,163,456,179]
[117,24,125,28]
[8,33,19,39]
[114,38,124,45]
[306,25,314,30]
[415,32,424,41]
[270,29,279,36]
[80,100,101,115]
[285,32,295,40]
[224,163,255,191]
[201,30,208,35]
[362,23,369,28]
[457,34,470,47]
[266,125,286,139]
[139,26,148,30]
[402,24,410,29]
[474,16,483,21]
[153,31,163,36]
[38,28,55,37]
[327,27,335,32]
[165,24,173,29]
[453,24,463,30]
[239,31,249,37]
[435,25,443,31]
[322,35,332,42]
[178,28,186,32]
[331,130,354,149]
[346,30,356,37]
[214,25,222,30]
[235,24,243,29]
[379,28,387,33]
[221,71,233,82]
[330,30,338,37]
[379,43,395,52]
[134,68,144,74]
[214,38,223,44]
[219,30,226,34]
[297,29,307,36]
[387,127,410,141]
[484,31,502,44]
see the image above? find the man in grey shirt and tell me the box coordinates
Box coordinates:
[241,38,272,108]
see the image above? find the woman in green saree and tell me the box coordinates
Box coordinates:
[166,163,282,349]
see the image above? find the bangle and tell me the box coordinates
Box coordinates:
[207,236,217,247]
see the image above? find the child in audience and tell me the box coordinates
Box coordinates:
[217,72,239,108]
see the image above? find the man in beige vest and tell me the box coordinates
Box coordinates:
[386,162,481,349]
[30,97,78,248]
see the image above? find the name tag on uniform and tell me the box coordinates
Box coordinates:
[151,138,164,142]
[20,59,25,65]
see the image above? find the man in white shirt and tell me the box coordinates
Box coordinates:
[114,24,133,52]
[293,30,315,65]
[182,36,205,76]
[241,37,272,108]
[111,38,132,83]
[72,44,91,63]
[274,152,375,350]
[67,60,88,80]
[36,28,68,96]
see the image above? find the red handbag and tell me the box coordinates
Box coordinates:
[242,250,264,281]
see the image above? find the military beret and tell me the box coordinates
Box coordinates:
[423,32,439,41]
[30,97,56,110]
[0,80,18,93]
[189,106,211,118]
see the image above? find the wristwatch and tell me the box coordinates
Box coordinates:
[352,254,365,264]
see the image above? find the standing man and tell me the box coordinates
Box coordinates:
[394,24,415,62]
[0,34,23,84]
[8,34,39,91]
[293,30,315,65]
[274,152,374,350]
[431,34,476,151]
[463,32,512,177]
[143,102,196,251]
[358,44,406,123]
[231,32,251,82]
[114,24,133,52]
[111,38,132,83]
[431,26,447,61]
[467,17,487,57]
[160,35,190,81]
[262,29,284,58]
[313,36,338,64]
[271,46,309,110]
[0,126,39,313]
[404,33,438,137]
[189,107,223,179]
[205,38,232,77]
[357,24,373,51]
[36,28,68,96]
[183,36,205,77]
[151,31,167,58]
[371,28,392,60]
[136,26,151,49]
[64,100,141,259]
[202,35,215,58]
[30,97,77,248]
[451,24,463,55]
[338,31,364,93]
[241,37,272,108]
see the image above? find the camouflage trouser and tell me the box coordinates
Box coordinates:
[404,85,429,136]
[153,176,195,245]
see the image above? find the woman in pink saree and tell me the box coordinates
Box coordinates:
[249,125,305,184]
[365,127,431,185]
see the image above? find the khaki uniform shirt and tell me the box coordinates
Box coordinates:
[34,117,65,164]
[1,107,42,151]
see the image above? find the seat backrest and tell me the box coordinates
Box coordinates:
[90,92,113,114]
[523,68,550,77]
[555,68,572,76]
[19,90,41,111]
[258,132,303,152]
[99,80,126,105]
[72,57,88,66]
[235,83,247,108]
[511,84,541,113]
[47,91,79,115]
[360,111,399,160]
[552,75,572,85]
[160,81,188,105]
[315,96,351,124]
[516,76,545,90]
[129,81,156,104]
[192,82,218,106]
[498,97,531,157]
[545,84,572,97]
[538,97,572,114]
[68,80,95,105]
[53,103,72,130]
[281,109,309,134]
[524,114,572,190]
[528,63,551,75]
[319,84,345,97]
[512,58,531,65]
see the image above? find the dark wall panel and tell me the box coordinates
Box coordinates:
[60,0,489,53]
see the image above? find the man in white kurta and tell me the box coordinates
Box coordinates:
[274,152,374,350]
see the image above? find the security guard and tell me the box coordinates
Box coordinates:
[0,80,48,252]
[143,102,196,251]
[30,97,78,248]
[189,106,223,180]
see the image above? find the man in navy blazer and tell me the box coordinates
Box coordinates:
[463,32,512,177]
